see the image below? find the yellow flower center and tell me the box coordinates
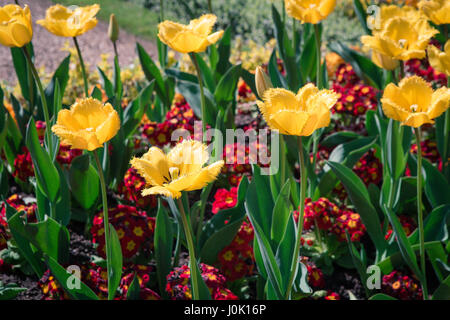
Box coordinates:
[309,4,317,8]
[398,39,407,48]
[410,104,418,112]
[169,167,180,181]
[85,127,94,132]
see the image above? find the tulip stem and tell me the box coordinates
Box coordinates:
[113,41,119,63]
[207,0,213,13]
[177,196,200,300]
[414,128,429,300]
[93,150,113,300]
[189,53,207,134]
[22,46,53,153]
[285,136,307,300]
[73,37,89,97]
[313,24,322,88]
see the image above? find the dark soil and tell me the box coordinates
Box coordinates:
[324,266,366,300]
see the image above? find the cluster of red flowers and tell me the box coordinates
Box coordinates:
[221,141,269,186]
[166,263,238,300]
[294,197,366,242]
[410,139,442,169]
[217,220,255,281]
[212,187,238,214]
[405,54,447,88]
[12,121,81,182]
[39,264,160,300]
[306,264,325,289]
[141,95,197,148]
[385,215,416,240]
[237,79,255,103]
[324,292,341,300]
[91,205,155,259]
[117,168,157,209]
[381,270,423,300]
[333,149,382,200]
[0,194,37,226]
[332,66,378,116]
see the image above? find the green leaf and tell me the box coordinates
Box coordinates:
[97,67,114,98]
[353,0,371,34]
[369,293,397,300]
[241,68,259,99]
[11,46,35,103]
[214,64,242,105]
[7,211,70,263]
[328,41,383,89]
[45,54,71,118]
[46,255,99,300]
[320,131,361,149]
[409,204,449,245]
[107,223,123,300]
[126,274,141,300]
[422,157,450,207]
[215,27,232,80]
[69,154,100,210]
[199,178,249,263]
[327,161,387,253]
[0,283,26,300]
[176,79,217,126]
[136,42,168,106]
[5,204,46,277]
[432,275,450,300]
[165,68,197,83]
[113,56,123,101]
[25,118,60,202]
[194,53,216,93]
[191,261,212,300]
[269,49,287,89]
[154,201,173,300]
[299,32,317,84]
[271,180,292,244]
[386,120,409,180]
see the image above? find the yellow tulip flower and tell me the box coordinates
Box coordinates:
[381,76,450,128]
[370,50,399,70]
[361,17,438,61]
[427,41,450,77]
[51,98,120,151]
[0,4,32,47]
[284,0,336,24]
[157,14,224,53]
[130,140,224,199]
[37,4,99,37]
[418,0,450,25]
[256,84,338,136]
[373,4,425,33]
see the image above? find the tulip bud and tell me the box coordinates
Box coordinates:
[255,66,273,98]
[371,51,399,71]
[108,13,119,42]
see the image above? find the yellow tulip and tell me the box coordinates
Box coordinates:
[256,84,338,136]
[51,98,120,151]
[157,14,224,53]
[0,4,32,47]
[381,76,450,128]
[418,0,450,25]
[361,17,438,61]
[371,50,399,70]
[37,4,99,37]
[427,41,450,77]
[373,5,425,33]
[130,140,224,199]
[284,0,336,24]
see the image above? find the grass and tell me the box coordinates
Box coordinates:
[51,0,159,40]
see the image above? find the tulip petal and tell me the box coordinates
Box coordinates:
[142,186,178,199]
[95,105,121,145]
[131,147,170,186]
[190,14,216,36]
[168,139,209,175]
[185,160,224,191]
[381,98,411,123]
[402,112,433,128]
[398,76,433,112]
[270,110,310,136]
[427,87,450,119]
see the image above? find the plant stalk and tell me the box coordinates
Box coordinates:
[189,53,207,134]
[313,24,322,88]
[73,37,89,97]
[177,196,200,300]
[93,150,112,300]
[284,136,307,299]
[414,128,428,300]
